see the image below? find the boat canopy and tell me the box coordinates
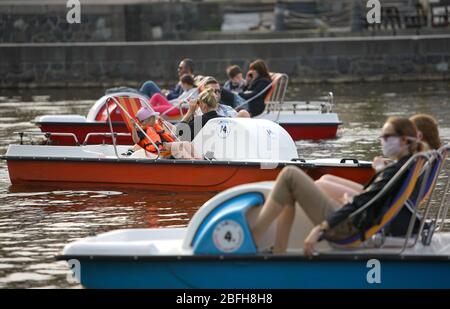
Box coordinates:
[192,118,299,162]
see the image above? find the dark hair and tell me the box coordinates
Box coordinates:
[387,116,424,154]
[226,65,242,79]
[410,114,441,150]
[181,58,194,74]
[203,76,219,86]
[249,59,270,79]
[180,74,195,86]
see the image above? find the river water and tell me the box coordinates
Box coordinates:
[0,81,449,288]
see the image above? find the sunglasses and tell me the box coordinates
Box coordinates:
[378,133,400,141]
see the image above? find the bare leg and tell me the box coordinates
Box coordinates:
[251,166,339,252]
[318,174,364,192]
[167,142,201,159]
[316,178,361,204]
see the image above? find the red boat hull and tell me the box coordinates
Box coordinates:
[282,123,339,140]
[6,159,374,192]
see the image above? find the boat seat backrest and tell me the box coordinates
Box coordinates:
[109,96,144,133]
[264,73,289,106]
[414,153,445,206]
[330,153,431,248]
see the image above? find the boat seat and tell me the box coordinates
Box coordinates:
[106,96,145,132]
[265,73,289,105]
[329,152,436,248]
[86,92,149,122]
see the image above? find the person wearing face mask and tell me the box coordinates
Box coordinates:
[315,113,441,206]
[249,117,424,255]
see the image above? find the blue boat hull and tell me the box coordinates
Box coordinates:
[75,258,450,289]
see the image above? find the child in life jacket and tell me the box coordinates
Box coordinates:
[126,106,201,159]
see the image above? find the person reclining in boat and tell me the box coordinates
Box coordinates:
[315,113,441,206]
[140,58,195,100]
[127,106,200,159]
[104,59,195,99]
[219,59,272,117]
[250,117,425,255]
[149,74,199,111]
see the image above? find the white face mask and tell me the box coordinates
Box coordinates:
[381,136,404,158]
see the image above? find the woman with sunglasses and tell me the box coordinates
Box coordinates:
[250,117,424,255]
[315,113,441,205]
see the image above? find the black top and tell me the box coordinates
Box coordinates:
[219,77,272,116]
[238,76,272,117]
[326,155,419,235]
[219,88,236,108]
[178,111,222,142]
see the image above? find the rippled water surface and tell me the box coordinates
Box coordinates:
[0,81,449,288]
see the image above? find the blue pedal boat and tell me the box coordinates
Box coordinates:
[57,147,450,289]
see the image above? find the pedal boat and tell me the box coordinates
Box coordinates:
[57,148,450,288]
[35,74,342,145]
[3,118,372,191]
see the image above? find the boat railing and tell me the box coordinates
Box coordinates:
[14,131,80,146]
[82,132,131,146]
[106,96,162,160]
[432,144,450,232]
[241,73,335,120]
[277,97,334,114]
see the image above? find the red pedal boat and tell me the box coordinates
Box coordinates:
[3,118,371,191]
[35,74,341,145]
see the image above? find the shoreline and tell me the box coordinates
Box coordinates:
[1,34,449,89]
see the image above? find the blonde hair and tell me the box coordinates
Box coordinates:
[198,87,219,109]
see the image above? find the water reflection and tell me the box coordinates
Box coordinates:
[0,81,449,288]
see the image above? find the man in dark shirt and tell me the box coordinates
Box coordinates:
[139,58,195,100]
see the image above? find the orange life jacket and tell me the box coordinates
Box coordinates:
[138,123,175,154]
